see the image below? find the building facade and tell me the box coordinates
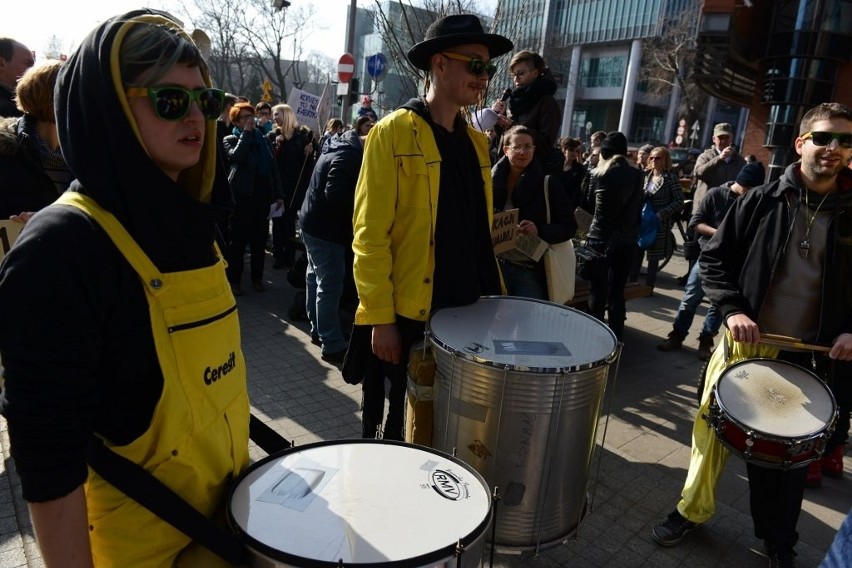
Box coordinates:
[493,0,723,147]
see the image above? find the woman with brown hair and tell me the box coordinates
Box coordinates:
[0,60,72,221]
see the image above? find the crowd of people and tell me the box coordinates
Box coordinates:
[0,9,850,568]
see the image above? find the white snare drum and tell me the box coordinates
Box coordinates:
[708,359,837,469]
[228,440,492,567]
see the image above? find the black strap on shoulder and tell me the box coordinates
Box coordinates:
[86,415,292,565]
[249,413,294,454]
[87,436,248,566]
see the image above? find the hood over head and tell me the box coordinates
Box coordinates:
[55,9,225,269]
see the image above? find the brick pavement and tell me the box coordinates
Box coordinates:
[0,249,849,567]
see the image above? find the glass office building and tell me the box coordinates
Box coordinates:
[494,0,701,145]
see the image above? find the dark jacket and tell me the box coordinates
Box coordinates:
[0,83,21,118]
[0,115,65,218]
[507,73,561,155]
[223,128,282,200]
[584,156,644,244]
[700,163,852,344]
[299,130,364,245]
[688,181,739,249]
[269,125,314,210]
[492,155,576,246]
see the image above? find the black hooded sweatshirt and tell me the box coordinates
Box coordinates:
[0,9,231,502]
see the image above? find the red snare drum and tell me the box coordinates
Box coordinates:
[707,359,837,469]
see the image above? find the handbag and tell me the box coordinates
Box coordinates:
[542,176,576,304]
[638,196,659,249]
[575,241,606,280]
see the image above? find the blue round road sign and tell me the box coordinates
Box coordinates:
[367,53,388,81]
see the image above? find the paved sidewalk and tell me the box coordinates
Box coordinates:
[0,250,849,567]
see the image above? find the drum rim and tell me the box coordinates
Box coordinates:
[714,358,837,440]
[227,439,493,567]
[426,296,619,373]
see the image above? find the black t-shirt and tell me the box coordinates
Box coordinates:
[428,115,502,312]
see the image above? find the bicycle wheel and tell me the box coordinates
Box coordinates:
[658,231,676,270]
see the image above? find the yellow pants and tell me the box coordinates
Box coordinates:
[677,330,779,523]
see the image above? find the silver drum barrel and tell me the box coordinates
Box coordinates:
[428,296,618,552]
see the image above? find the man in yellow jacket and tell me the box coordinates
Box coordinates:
[349,14,511,440]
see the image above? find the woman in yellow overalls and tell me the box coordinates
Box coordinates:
[0,11,249,567]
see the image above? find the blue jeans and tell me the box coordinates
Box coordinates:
[302,232,347,354]
[499,260,547,300]
[672,261,722,338]
[820,507,852,568]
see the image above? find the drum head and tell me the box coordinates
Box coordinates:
[229,440,491,565]
[427,296,617,372]
[716,359,835,438]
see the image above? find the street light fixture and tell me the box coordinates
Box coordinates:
[273,0,291,11]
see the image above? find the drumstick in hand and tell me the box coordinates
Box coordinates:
[759,333,832,353]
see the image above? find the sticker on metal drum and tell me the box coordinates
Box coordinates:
[493,340,571,356]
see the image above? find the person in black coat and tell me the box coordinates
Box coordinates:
[269,103,315,268]
[492,50,563,174]
[299,128,367,362]
[0,60,72,221]
[492,125,575,300]
[222,102,283,294]
[581,131,644,340]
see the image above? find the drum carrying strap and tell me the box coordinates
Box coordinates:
[87,415,292,566]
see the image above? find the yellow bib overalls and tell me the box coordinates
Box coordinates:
[58,193,250,567]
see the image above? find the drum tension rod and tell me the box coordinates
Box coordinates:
[489,486,501,568]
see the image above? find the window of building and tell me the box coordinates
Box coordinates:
[580,56,626,88]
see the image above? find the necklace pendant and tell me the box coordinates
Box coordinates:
[799,238,810,259]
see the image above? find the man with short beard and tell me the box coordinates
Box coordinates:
[652,102,852,568]
[0,38,34,117]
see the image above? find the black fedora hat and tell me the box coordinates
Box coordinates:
[407,14,513,71]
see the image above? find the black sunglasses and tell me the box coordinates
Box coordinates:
[801,131,852,149]
[126,86,225,121]
[440,52,497,79]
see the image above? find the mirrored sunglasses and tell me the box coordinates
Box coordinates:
[440,52,497,79]
[801,131,852,148]
[126,86,225,121]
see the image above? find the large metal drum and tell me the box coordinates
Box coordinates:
[228,439,492,567]
[427,296,618,552]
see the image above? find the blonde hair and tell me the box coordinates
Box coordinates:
[647,146,672,171]
[272,103,298,136]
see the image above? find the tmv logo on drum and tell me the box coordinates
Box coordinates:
[430,469,468,501]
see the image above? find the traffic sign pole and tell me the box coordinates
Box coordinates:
[338,52,356,124]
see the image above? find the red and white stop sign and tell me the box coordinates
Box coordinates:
[338,53,355,83]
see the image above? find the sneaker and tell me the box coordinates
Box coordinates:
[764,541,798,568]
[310,333,321,346]
[252,280,266,293]
[652,510,699,546]
[230,285,244,297]
[697,336,715,362]
[822,444,845,478]
[805,459,822,488]
[657,331,685,352]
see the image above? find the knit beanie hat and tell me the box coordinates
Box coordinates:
[600,131,627,159]
[736,162,765,187]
